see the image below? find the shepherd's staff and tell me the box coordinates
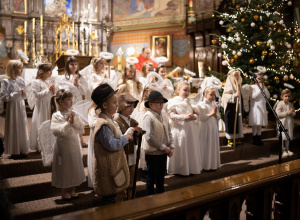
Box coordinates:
[131,130,145,199]
[229,71,240,149]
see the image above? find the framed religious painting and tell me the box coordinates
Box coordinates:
[13,0,27,14]
[150,34,172,67]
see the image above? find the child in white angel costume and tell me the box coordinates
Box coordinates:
[29,62,55,150]
[155,64,174,99]
[167,81,201,176]
[0,60,30,158]
[195,87,221,170]
[50,89,86,200]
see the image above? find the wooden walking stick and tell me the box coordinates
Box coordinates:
[131,130,145,199]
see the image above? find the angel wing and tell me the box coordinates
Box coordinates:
[146,71,164,91]
[26,81,37,110]
[38,120,57,166]
[72,99,92,125]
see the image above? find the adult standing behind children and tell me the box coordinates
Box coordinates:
[91,84,140,205]
[142,91,174,195]
[134,47,158,72]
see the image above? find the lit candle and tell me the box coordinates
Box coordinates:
[24,21,27,34]
[95,29,97,37]
[95,6,98,13]
[88,3,90,9]
[40,15,43,27]
[89,23,92,35]
[32,18,35,30]
[72,21,75,32]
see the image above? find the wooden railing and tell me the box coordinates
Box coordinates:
[48,160,300,220]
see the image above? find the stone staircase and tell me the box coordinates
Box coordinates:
[0,120,300,220]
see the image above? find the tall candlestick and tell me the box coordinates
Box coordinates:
[72,21,75,32]
[24,21,27,34]
[40,15,43,27]
[89,23,92,35]
[88,3,90,9]
[40,26,44,56]
[95,6,98,13]
[32,18,35,30]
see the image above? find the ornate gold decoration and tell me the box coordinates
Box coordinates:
[16,25,24,35]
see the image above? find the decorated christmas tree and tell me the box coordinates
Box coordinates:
[213,0,300,110]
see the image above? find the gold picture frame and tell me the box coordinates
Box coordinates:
[150,34,172,67]
[13,0,27,14]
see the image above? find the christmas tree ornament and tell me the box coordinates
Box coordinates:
[269,21,273,25]
[256,41,261,46]
[251,22,255,27]
[262,50,267,56]
[217,53,222,57]
[253,15,259,20]
[231,58,235,63]
[289,74,294,80]
[260,26,263,30]
[241,18,245,22]
[227,27,233,32]
[278,29,282,33]
[267,39,273,44]
[274,76,279,83]
[219,20,224,25]
[249,58,255,64]
[234,55,238,59]
[288,1,292,6]
[232,0,235,4]
[268,3,272,7]
[269,53,273,56]
[212,49,215,53]
[222,82,225,87]
[283,75,288,81]
[237,51,242,56]
[238,42,242,46]
[257,5,261,9]
[232,50,236,55]
[263,75,268,80]
[236,5,240,9]
[270,45,275,50]
[272,63,276,67]
[211,39,217,44]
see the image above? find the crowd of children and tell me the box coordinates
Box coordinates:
[0,55,297,204]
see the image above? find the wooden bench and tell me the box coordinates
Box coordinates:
[46,159,300,220]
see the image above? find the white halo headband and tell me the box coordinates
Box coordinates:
[126,56,139,64]
[100,52,114,60]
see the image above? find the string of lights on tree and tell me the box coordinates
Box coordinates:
[212,0,300,111]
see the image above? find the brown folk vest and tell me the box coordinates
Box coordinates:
[93,113,130,196]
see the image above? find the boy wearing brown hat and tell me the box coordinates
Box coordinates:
[91,84,139,205]
[142,91,174,195]
[114,92,141,200]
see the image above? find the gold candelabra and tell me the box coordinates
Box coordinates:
[81,28,85,55]
[88,34,92,56]
[32,29,36,61]
[40,26,44,56]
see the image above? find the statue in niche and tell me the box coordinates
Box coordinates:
[45,0,67,17]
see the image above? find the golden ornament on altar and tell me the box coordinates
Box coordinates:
[249,58,255,64]
[256,41,261,46]
[269,53,273,56]
[231,58,235,63]
[253,15,259,20]
[278,29,282,33]
[262,50,267,56]
[241,18,245,22]
[227,27,233,32]
[234,54,238,59]
[211,39,217,45]
[259,26,263,31]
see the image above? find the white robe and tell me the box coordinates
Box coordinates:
[0,77,30,155]
[88,72,117,92]
[50,110,86,188]
[248,85,270,126]
[196,99,221,170]
[87,108,99,188]
[167,96,201,175]
[29,79,53,150]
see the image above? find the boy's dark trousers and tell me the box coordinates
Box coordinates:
[145,153,167,195]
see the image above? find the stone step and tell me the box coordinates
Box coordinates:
[11,149,300,220]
